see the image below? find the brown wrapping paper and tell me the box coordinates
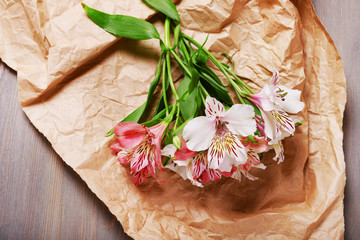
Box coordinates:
[0,0,346,239]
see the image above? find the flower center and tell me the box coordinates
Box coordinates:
[215,116,229,126]
[209,124,240,165]
[276,88,288,101]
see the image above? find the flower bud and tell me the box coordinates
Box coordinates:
[173,135,182,149]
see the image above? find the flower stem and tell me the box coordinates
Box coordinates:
[170,49,191,76]
[173,103,181,130]
[224,67,254,94]
[166,52,179,100]
[162,58,169,115]
[163,102,177,124]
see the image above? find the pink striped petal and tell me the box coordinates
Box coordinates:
[205,97,225,118]
[269,69,280,88]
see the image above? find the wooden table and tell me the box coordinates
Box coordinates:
[1,1,359,239]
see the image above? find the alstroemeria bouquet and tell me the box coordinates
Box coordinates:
[82,0,304,186]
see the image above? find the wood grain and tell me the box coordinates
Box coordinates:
[0,1,359,239]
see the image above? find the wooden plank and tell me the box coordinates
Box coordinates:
[312,1,360,239]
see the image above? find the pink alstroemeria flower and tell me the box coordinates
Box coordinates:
[249,69,304,143]
[232,136,268,181]
[110,121,167,185]
[182,97,256,172]
[162,142,230,187]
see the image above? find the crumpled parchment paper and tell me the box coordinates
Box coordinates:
[0,0,346,239]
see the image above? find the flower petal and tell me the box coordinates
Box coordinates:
[208,135,225,170]
[205,96,225,118]
[161,144,177,157]
[269,69,280,88]
[114,122,147,149]
[132,168,149,185]
[276,86,304,114]
[250,89,275,111]
[110,142,122,153]
[262,110,278,141]
[273,141,285,163]
[183,116,215,151]
[191,153,207,178]
[273,110,295,136]
[174,141,197,160]
[224,104,256,136]
[240,136,269,153]
[117,151,129,164]
[201,169,222,183]
[173,159,190,167]
[165,161,188,180]
[149,122,167,138]
[228,136,247,165]
[218,153,239,172]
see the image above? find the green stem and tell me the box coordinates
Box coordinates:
[236,91,246,104]
[163,103,177,124]
[179,39,190,62]
[166,52,179,100]
[170,49,191,76]
[162,58,169,115]
[173,103,181,131]
[225,68,254,94]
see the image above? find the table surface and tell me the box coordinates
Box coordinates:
[0,1,359,239]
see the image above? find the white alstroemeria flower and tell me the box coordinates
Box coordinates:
[250,69,305,144]
[183,97,256,172]
[161,144,192,181]
[161,143,205,187]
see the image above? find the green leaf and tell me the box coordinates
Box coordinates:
[201,79,233,106]
[196,63,223,86]
[194,64,233,106]
[178,40,190,62]
[221,63,230,69]
[173,119,190,135]
[195,49,208,64]
[82,3,160,40]
[177,75,191,98]
[180,88,199,121]
[189,67,199,93]
[199,69,228,93]
[143,106,172,127]
[142,0,180,21]
[173,24,181,48]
